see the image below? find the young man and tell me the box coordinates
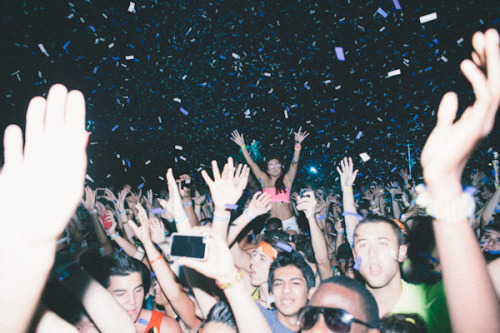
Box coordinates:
[300,275,380,333]
[258,251,315,332]
[89,252,181,333]
[352,216,450,333]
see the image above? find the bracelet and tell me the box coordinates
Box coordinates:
[109,232,119,241]
[118,210,125,214]
[149,254,164,266]
[213,214,231,224]
[294,144,302,151]
[292,158,298,163]
[175,214,189,224]
[415,184,475,224]
[343,187,353,192]
[184,201,193,207]
[244,209,255,221]
[240,144,246,149]
[216,269,242,290]
[195,203,201,207]
[113,200,118,204]
[89,209,97,215]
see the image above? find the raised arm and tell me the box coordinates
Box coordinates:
[231,130,267,182]
[336,157,360,246]
[179,227,272,333]
[284,126,309,184]
[201,158,249,241]
[129,204,202,330]
[419,28,500,333]
[0,84,88,332]
[297,190,334,280]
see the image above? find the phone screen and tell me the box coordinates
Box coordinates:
[170,234,208,260]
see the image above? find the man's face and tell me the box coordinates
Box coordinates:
[353,223,406,290]
[480,229,500,253]
[249,248,274,287]
[107,272,144,322]
[302,284,376,333]
[271,265,310,317]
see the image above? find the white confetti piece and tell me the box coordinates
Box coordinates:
[145,160,151,165]
[356,131,363,139]
[173,97,181,103]
[180,156,187,161]
[38,43,49,57]
[175,145,183,150]
[419,12,437,24]
[387,69,401,77]
[125,55,134,60]
[232,52,240,59]
[284,110,288,118]
[359,153,371,162]
[85,174,94,182]
[127,2,135,12]
[106,174,112,178]
[158,176,165,180]
[108,43,115,48]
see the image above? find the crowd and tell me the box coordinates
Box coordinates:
[0,29,499,333]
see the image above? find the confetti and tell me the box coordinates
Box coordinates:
[38,43,50,57]
[335,47,345,61]
[111,125,119,131]
[276,241,293,253]
[387,69,401,77]
[393,0,402,9]
[419,12,438,24]
[354,257,362,270]
[377,8,388,18]
[127,2,135,12]
[359,153,371,162]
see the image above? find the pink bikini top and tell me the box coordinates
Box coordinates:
[262,187,291,203]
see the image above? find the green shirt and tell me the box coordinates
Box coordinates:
[391,280,451,333]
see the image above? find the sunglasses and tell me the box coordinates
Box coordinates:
[298,306,376,332]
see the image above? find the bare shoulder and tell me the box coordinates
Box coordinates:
[160,315,182,333]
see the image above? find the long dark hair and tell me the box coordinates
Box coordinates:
[265,156,286,194]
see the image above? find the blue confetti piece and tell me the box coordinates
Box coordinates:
[119,247,124,252]
[89,25,96,32]
[149,208,167,214]
[335,47,345,61]
[393,0,401,9]
[63,41,71,50]
[150,272,156,278]
[138,183,145,190]
[342,212,364,221]
[276,241,293,253]
[251,231,256,241]
[463,186,477,195]
[224,203,238,210]
[391,166,398,172]
[377,8,388,18]
[138,318,149,325]
[354,257,362,270]
[111,125,119,131]
[317,214,326,220]
[180,107,188,116]
[126,159,131,167]
[304,83,310,90]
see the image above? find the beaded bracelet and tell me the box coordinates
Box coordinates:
[216,269,242,290]
[109,232,119,241]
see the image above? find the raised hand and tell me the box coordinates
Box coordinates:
[193,190,206,206]
[294,126,310,144]
[296,190,317,219]
[177,174,192,199]
[201,157,249,211]
[144,189,154,211]
[247,191,272,218]
[150,217,167,245]
[371,185,385,198]
[82,186,96,211]
[0,84,88,246]
[421,29,500,197]
[99,187,118,203]
[336,157,359,188]
[159,169,186,222]
[233,164,250,190]
[230,130,245,146]
[128,203,153,244]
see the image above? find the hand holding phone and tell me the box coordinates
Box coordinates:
[169,233,209,260]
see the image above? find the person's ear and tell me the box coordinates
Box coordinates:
[398,244,408,262]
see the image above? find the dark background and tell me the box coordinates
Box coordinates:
[1,0,499,193]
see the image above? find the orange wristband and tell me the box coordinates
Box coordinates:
[149,254,164,266]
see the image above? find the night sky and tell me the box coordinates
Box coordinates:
[1,0,499,193]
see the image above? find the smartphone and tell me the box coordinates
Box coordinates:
[169,234,208,260]
[180,179,192,189]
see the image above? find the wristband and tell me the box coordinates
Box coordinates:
[149,254,164,266]
[109,232,119,241]
[240,144,246,149]
[89,209,97,215]
[343,187,353,192]
[195,203,201,207]
[213,214,231,224]
[292,158,298,163]
[216,269,242,290]
[118,210,125,214]
[175,214,189,224]
[294,144,302,151]
[244,209,255,221]
[184,201,193,207]
[113,200,118,205]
